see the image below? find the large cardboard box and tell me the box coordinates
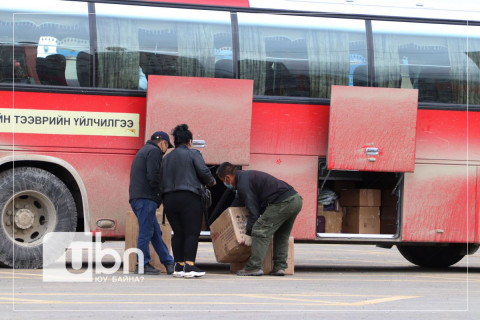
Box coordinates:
[210,207,251,263]
[317,204,342,233]
[342,207,380,234]
[340,189,381,207]
[230,236,294,275]
[124,209,172,273]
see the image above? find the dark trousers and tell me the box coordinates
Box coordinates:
[129,199,174,266]
[163,191,203,263]
[246,193,303,271]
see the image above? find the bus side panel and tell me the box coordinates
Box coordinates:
[0,91,145,152]
[477,167,480,244]
[57,152,134,237]
[244,153,318,240]
[416,109,480,162]
[250,102,329,156]
[250,104,480,164]
[402,164,476,243]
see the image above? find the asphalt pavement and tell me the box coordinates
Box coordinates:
[1,242,479,320]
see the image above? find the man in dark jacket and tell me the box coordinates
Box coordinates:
[129,131,175,275]
[216,162,303,276]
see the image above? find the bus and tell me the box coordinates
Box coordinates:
[1,0,479,269]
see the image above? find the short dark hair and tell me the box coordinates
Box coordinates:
[172,124,193,147]
[216,162,238,178]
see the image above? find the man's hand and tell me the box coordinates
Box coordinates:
[242,235,252,246]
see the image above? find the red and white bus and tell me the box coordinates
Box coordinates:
[1,0,479,269]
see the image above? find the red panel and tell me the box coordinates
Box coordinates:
[328,86,418,172]
[142,0,250,6]
[250,102,329,156]
[416,109,480,162]
[402,164,476,243]
[146,76,253,165]
[249,102,480,163]
[0,91,145,153]
[59,152,134,237]
[243,154,318,240]
[477,168,480,244]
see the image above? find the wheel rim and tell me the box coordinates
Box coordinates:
[1,191,57,247]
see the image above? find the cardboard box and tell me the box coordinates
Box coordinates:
[124,208,172,273]
[320,211,343,233]
[317,201,340,215]
[340,189,381,207]
[210,207,251,263]
[317,204,343,233]
[230,236,294,275]
[342,207,380,234]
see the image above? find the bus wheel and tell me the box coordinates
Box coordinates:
[0,167,77,269]
[397,244,465,268]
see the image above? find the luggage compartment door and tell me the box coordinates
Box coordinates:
[328,86,418,172]
[145,76,253,165]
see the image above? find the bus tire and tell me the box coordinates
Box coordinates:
[397,244,465,268]
[0,167,77,269]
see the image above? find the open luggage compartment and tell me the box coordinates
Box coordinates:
[316,158,402,239]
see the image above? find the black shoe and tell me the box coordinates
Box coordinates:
[184,264,206,278]
[173,263,185,278]
[270,269,285,276]
[236,268,264,276]
[165,264,175,275]
[135,263,160,275]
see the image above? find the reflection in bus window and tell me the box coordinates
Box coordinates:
[95,4,232,90]
[0,0,89,86]
[237,13,367,98]
[372,21,480,105]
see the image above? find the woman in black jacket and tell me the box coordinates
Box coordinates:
[161,124,216,278]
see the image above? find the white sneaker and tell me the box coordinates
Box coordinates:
[173,263,185,278]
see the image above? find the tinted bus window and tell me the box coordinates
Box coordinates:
[237,13,367,98]
[372,21,480,105]
[95,4,232,90]
[0,0,89,86]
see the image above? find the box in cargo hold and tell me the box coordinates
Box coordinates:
[210,207,251,263]
[340,189,381,207]
[318,211,343,233]
[317,204,342,233]
[317,201,340,215]
[125,208,172,273]
[230,236,294,275]
[342,206,380,234]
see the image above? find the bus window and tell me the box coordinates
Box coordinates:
[372,21,480,105]
[237,13,367,98]
[0,0,89,86]
[95,4,232,90]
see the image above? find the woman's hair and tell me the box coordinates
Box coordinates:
[172,123,193,147]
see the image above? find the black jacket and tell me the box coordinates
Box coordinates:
[232,170,297,235]
[161,145,216,197]
[128,140,163,204]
